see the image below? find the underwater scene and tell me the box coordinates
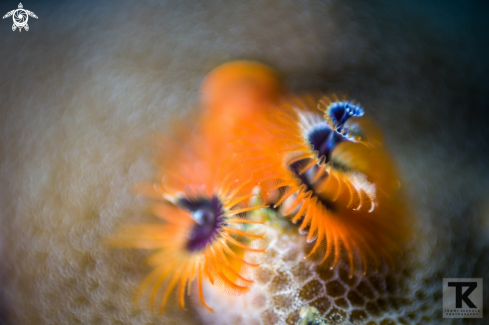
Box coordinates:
[0,1,488,324]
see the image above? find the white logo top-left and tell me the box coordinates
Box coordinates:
[3,3,37,32]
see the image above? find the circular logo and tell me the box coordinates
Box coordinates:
[13,9,28,27]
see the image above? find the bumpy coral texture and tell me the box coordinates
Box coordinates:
[198,210,442,325]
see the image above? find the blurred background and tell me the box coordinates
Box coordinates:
[0,0,488,324]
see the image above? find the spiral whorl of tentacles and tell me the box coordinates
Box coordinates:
[239,93,407,276]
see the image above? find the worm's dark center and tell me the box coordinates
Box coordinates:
[177,196,224,252]
[308,125,346,163]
